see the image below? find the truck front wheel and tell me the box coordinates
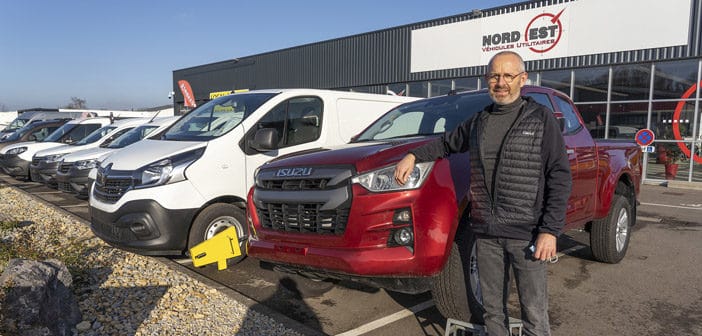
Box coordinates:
[188,203,249,264]
[431,230,485,324]
[590,193,632,263]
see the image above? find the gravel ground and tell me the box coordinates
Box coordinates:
[0,184,304,336]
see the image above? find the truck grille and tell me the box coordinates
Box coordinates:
[257,203,348,235]
[58,162,72,173]
[261,178,331,190]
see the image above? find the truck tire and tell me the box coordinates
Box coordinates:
[590,193,632,263]
[188,203,249,264]
[431,230,485,324]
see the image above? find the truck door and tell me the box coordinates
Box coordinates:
[242,96,324,191]
[525,91,581,225]
[552,95,598,227]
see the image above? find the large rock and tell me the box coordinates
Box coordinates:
[0,258,82,336]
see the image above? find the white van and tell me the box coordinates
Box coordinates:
[56,116,180,197]
[31,118,151,186]
[0,117,112,179]
[89,89,416,257]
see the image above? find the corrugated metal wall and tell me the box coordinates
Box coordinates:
[173,0,702,105]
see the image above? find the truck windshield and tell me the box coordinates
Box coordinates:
[354,92,493,142]
[164,93,277,141]
[106,124,158,149]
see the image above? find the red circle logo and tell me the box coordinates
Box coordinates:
[524,9,564,53]
[673,81,702,164]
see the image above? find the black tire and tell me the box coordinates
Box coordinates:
[431,228,485,324]
[590,193,632,263]
[188,203,249,264]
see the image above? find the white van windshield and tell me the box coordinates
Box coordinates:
[164,93,277,141]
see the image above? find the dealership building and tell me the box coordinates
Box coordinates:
[173,0,702,184]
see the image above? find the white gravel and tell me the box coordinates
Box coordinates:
[0,184,305,336]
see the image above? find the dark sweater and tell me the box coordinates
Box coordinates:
[482,99,524,198]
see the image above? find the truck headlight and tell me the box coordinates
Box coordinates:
[6,146,27,155]
[351,162,434,192]
[134,148,205,189]
[44,153,67,163]
[75,159,97,170]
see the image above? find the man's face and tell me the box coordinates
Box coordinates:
[486,54,527,105]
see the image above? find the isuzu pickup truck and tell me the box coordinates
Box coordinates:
[247,86,643,322]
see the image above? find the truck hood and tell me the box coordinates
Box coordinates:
[101,139,205,170]
[61,147,113,163]
[262,136,439,173]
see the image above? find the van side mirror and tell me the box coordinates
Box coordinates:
[250,128,279,152]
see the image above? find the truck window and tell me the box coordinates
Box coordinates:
[164,93,276,141]
[246,96,323,149]
[354,92,492,142]
[553,96,583,134]
[524,92,554,112]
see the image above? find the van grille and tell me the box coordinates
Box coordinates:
[257,203,349,235]
[58,163,72,173]
[57,182,74,193]
[93,176,133,203]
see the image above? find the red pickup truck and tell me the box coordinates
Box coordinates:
[246,86,643,321]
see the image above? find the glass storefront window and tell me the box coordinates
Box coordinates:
[430,80,452,97]
[407,82,428,98]
[573,66,609,102]
[454,77,479,92]
[575,103,607,137]
[388,83,407,96]
[611,64,651,101]
[651,100,696,140]
[653,59,699,100]
[540,69,571,97]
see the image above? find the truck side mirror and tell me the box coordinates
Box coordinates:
[250,128,279,152]
[553,112,566,133]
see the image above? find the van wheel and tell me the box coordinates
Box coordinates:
[590,193,632,264]
[431,229,485,324]
[188,204,248,264]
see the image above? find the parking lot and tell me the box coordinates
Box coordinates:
[1,173,700,336]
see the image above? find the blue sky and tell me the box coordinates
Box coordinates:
[0,0,520,111]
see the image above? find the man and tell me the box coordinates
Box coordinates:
[394,51,571,336]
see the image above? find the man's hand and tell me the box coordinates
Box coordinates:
[394,154,416,185]
[533,232,557,261]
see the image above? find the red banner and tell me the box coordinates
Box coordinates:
[178,80,197,108]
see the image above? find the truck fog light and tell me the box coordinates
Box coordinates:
[393,208,412,224]
[393,227,413,246]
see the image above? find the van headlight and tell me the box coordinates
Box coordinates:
[44,153,67,163]
[6,146,27,155]
[75,159,97,170]
[134,147,205,189]
[351,162,434,192]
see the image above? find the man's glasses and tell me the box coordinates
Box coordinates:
[485,71,525,84]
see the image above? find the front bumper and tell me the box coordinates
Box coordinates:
[0,154,30,178]
[90,199,198,255]
[30,160,60,185]
[56,164,92,197]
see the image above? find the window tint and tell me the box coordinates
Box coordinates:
[245,97,323,152]
[524,92,554,112]
[554,96,582,134]
[355,92,493,141]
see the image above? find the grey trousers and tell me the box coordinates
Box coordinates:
[476,237,551,336]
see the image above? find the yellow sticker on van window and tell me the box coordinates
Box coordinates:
[213,105,234,112]
[209,90,233,99]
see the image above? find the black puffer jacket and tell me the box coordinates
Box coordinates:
[411,96,572,241]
